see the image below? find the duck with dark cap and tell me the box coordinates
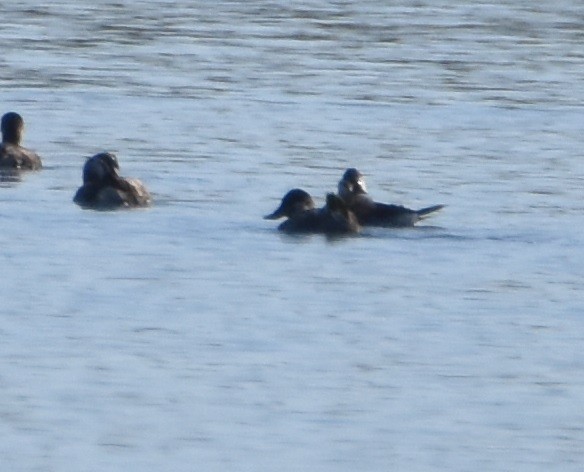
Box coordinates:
[0,112,42,170]
[338,168,444,227]
[265,188,360,235]
[74,152,151,209]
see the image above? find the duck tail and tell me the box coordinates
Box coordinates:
[417,204,445,218]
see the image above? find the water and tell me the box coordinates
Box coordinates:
[1,1,584,470]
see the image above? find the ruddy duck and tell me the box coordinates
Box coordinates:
[0,112,42,170]
[265,188,360,234]
[73,152,151,209]
[338,168,444,227]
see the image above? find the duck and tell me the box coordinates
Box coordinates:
[0,112,42,170]
[338,168,444,227]
[73,152,151,209]
[265,188,360,235]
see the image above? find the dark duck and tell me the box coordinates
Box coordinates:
[338,168,444,227]
[265,188,360,235]
[0,112,42,170]
[74,152,151,209]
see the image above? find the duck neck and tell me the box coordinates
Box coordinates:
[2,130,21,146]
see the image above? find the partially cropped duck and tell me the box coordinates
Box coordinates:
[73,152,151,209]
[265,188,360,235]
[338,168,444,227]
[0,112,42,170]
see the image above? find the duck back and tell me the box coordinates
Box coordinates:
[0,143,42,170]
[74,178,151,209]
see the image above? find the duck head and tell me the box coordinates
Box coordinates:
[338,168,367,201]
[82,152,120,185]
[1,112,25,145]
[264,188,315,220]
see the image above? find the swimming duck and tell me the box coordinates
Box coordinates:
[265,188,360,234]
[338,168,444,227]
[0,112,42,170]
[73,152,151,209]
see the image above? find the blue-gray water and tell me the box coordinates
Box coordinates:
[1,1,583,471]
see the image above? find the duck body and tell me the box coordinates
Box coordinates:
[338,168,443,227]
[346,193,443,227]
[73,178,151,209]
[74,152,151,209]
[0,143,42,170]
[0,112,42,170]
[265,189,360,235]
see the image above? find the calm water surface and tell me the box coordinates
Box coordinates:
[1,1,584,471]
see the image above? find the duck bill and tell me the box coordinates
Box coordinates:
[264,206,285,220]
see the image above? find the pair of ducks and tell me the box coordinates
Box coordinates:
[0,112,150,209]
[265,169,444,234]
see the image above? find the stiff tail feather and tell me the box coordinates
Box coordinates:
[416,204,445,218]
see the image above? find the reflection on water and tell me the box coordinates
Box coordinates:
[1,1,584,471]
[0,169,23,186]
